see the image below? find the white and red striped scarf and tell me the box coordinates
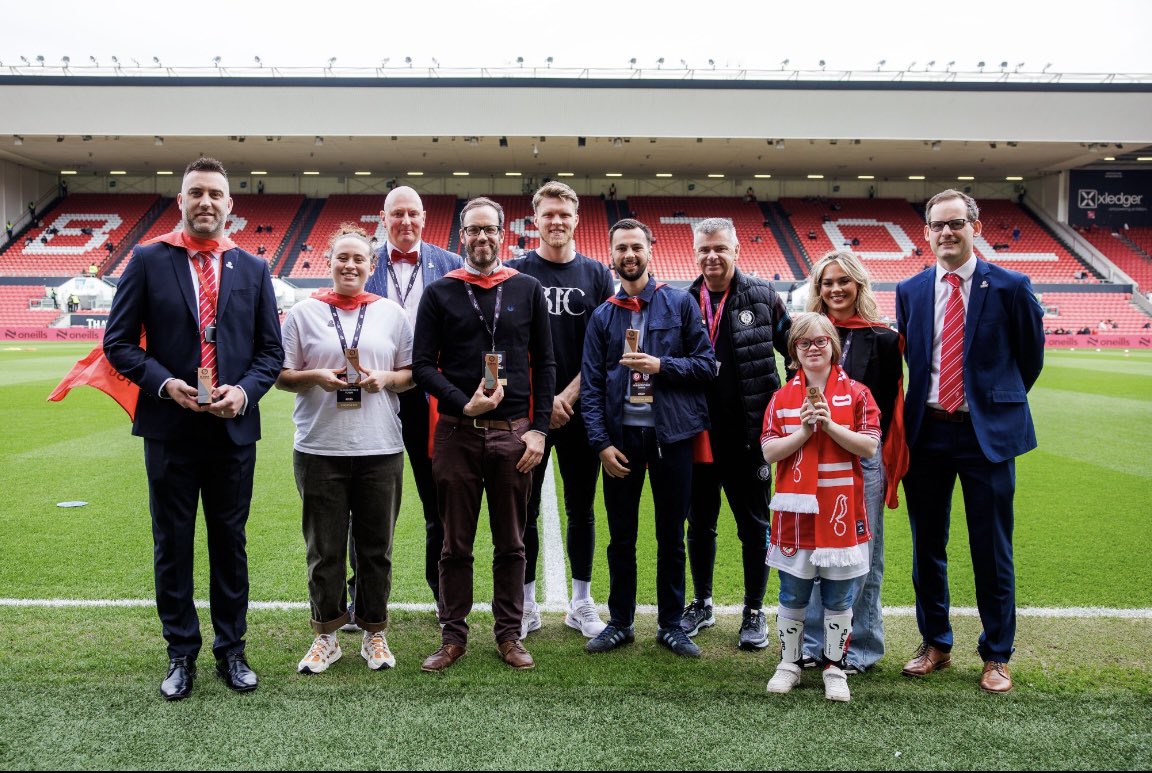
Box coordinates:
[762,365,879,567]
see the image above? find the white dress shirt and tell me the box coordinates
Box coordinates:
[927,256,977,411]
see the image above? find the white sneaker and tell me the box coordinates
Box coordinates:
[361,631,396,670]
[565,598,608,638]
[297,634,342,674]
[823,665,851,702]
[520,600,542,640]
[767,662,803,694]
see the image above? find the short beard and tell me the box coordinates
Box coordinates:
[466,245,499,273]
[616,261,646,282]
[186,211,221,236]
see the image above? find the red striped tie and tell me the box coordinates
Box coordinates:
[938,272,965,413]
[194,252,218,387]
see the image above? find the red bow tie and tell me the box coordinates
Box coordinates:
[391,249,419,265]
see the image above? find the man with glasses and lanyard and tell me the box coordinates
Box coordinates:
[364,186,462,611]
[412,197,555,672]
[896,189,1044,694]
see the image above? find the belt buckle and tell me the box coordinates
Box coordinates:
[470,417,487,430]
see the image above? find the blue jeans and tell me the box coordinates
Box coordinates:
[779,572,858,611]
[802,449,885,669]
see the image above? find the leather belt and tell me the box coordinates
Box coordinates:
[439,415,530,431]
[927,408,970,423]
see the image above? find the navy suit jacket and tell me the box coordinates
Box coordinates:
[364,241,462,299]
[104,241,284,446]
[896,258,1045,463]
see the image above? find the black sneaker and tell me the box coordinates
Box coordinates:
[679,599,716,638]
[800,655,820,669]
[586,623,635,653]
[657,627,702,658]
[738,607,771,651]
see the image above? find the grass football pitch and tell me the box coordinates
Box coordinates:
[0,343,1150,770]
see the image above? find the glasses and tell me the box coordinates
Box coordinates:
[795,337,831,351]
[462,225,501,237]
[928,219,971,232]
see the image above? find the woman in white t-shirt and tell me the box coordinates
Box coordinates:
[277,224,414,674]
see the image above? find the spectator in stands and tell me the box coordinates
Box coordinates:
[102,156,283,701]
[745,187,756,203]
[411,197,554,673]
[27,201,34,218]
[362,185,463,611]
[1098,319,1110,332]
[5,221,11,240]
[1012,225,1021,242]
[256,225,263,234]
[68,293,79,312]
[506,182,614,642]
[762,312,880,703]
[257,179,265,194]
[896,189,1045,695]
[581,218,715,659]
[256,245,266,256]
[50,288,58,309]
[88,263,98,277]
[105,240,115,253]
[682,218,791,652]
[608,183,617,200]
[808,230,817,240]
[302,259,311,269]
[800,250,905,677]
[277,224,414,675]
[1143,321,1150,330]
[1077,325,1091,335]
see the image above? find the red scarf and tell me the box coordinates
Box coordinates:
[444,265,519,289]
[146,229,238,253]
[314,290,381,311]
[763,365,878,567]
[607,282,667,312]
[829,315,909,509]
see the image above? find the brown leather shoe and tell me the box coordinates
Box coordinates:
[498,639,535,670]
[901,642,952,677]
[980,661,1013,693]
[421,643,466,673]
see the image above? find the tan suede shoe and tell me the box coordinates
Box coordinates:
[498,639,535,670]
[421,643,466,673]
[979,661,1013,693]
[901,643,952,677]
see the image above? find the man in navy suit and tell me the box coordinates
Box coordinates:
[896,189,1045,694]
[104,157,283,700]
[364,186,462,607]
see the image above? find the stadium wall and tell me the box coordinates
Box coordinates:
[0,159,58,235]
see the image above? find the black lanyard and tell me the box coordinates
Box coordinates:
[839,329,853,368]
[386,256,421,307]
[328,303,369,372]
[464,283,504,351]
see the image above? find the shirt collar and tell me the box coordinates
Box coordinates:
[935,256,977,284]
[615,275,658,304]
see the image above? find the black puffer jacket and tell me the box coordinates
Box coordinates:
[689,268,792,450]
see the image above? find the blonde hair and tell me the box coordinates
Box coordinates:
[787,312,842,371]
[806,250,882,323]
[532,181,580,213]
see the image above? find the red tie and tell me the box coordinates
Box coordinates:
[938,272,965,413]
[390,249,419,265]
[193,252,218,387]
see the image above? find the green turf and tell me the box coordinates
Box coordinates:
[2,343,1152,770]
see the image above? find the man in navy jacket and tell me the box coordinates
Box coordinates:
[105,158,283,700]
[896,189,1044,694]
[581,219,715,658]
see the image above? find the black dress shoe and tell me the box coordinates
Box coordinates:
[160,656,196,701]
[216,650,258,692]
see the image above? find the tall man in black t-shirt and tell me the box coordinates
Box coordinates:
[507,182,614,640]
[684,218,792,650]
[412,197,556,672]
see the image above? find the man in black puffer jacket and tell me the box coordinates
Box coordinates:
[682,217,792,651]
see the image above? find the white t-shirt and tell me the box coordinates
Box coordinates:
[282,297,413,456]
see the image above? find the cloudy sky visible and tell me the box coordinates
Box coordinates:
[3,0,1150,74]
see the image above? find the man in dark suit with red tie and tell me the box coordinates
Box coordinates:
[364,186,462,609]
[895,189,1045,694]
[104,157,283,700]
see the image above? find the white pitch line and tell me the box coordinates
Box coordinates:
[2,598,1151,619]
[539,459,570,609]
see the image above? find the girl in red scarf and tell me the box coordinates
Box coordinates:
[799,250,908,676]
[762,312,880,702]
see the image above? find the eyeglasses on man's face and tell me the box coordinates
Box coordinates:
[796,336,831,351]
[927,219,972,233]
[462,225,501,237]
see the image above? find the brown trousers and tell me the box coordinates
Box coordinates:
[433,418,532,646]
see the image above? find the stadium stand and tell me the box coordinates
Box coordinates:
[0,194,160,277]
[1034,292,1151,334]
[1078,226,1152,290]
[626,196,794,281]
[0,285,61,327]
[114,195,306,277]
[285,194,457,279]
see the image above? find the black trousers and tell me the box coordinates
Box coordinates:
[524,413,601,586]
[144,427,255,660]
[687,426,771,610]
[602,427,691,630]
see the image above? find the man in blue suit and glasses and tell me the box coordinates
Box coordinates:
[895,189,1044,694]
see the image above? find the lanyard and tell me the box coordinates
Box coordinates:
[328,303,370,374]
[699,287,730,345]
[464,283,504,351]
[839,329,853,368]
[386,256,421,307]
[191,254,218,318]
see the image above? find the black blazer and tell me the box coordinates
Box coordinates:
[836,323,903,440]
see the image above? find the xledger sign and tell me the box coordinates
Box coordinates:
[1069,170,1152,228]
